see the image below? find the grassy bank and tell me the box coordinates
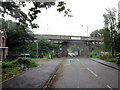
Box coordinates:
[93,55,117,62]
[88,52,120,63]
[2,57,38,82]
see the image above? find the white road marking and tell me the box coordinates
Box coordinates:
[107,85,113,90]
[87,68,98,77]
[77,59,79,61]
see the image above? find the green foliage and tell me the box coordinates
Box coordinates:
[2,60,18,68]
[42,56,49,60]
[90,8,120,57]
[93,54,101,58]
[2,57,38,81]
[16,57,38,67]
[0,18,34,51]
[99,56,117,62]
[2,57,38,68]
[116,53,120,64]
[106,57,117,62]
[88,52,117,62]
[88,51,100,58]
[103,28,111,51]
[114,34,120,53]
[0,1,72,28]
[34,39,60,58]
[88,43,103,56]
[2,67,22,81]
[90,29,104,38]
[103,8,117,56]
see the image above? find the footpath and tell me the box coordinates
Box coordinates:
[90,58,120,71]
[2,58,63,89]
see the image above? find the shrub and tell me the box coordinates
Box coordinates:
[2,60,18,68]
[2,57,38,68]
[2,57,38,81]
[106,57,117,62]
[116,53,120,64]
[88,53,93,57]
[16,57,38,68]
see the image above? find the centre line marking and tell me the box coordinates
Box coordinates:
[87,68,98,77]
[107,85,113,90]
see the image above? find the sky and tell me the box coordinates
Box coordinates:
[31,0,120,36]
[3,0,120,36]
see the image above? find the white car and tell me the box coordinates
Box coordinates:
[20,53,30,57]
[68,52,76,57]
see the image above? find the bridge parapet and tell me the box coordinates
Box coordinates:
[82,37,103,41]
[35,34,103,41]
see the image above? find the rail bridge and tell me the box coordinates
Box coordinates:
[35,34,103,56]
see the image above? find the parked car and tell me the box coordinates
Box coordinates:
[68,52,76,57]
[20,53,30,57]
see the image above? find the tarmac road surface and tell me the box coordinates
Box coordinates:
[52,57,119,89]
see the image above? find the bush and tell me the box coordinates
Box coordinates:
[2,60,18,68]
[88,51,117,62]
[88,53,93,57]
[2,57,38,68]
[116,53,120,64]
[2,57,38,81]
[106,57,117,62]
[93,54,101,58]
[16,57,38,68]
[99,56,117,62]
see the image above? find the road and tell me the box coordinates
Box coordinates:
[51,57,119,89]
[2,59,62,88]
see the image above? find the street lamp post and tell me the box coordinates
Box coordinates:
[81,25,89,37]
[81,25,89,56]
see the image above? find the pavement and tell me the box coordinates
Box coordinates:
[2,58,63,89]
[90,58,120,71]
[1,57,120,89]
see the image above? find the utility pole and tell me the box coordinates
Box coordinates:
[81,25,89,56]
[36,42,38,58]
[81,25,88,37]
[46,24,48,34]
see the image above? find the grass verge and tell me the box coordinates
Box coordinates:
[2,57,38,82]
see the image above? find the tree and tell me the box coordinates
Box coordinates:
[30,39,60,58]
[103,8,117,57]
[90,29,104,38]
[102,28,111,51]
[90,28,111,52]
[0,1,72,28]
[0,18,34,51]
[114,33,120,53]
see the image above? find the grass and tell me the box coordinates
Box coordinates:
[2,57,38,82]
[89,54,117,62]
[99,57,117,62]
[2,67,22,81]
[42,56,49,60]
[88,52,118,62]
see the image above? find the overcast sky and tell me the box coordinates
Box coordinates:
[30,0,119,36]
[3,0,120,36]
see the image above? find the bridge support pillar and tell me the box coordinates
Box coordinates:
[61,42,68,57]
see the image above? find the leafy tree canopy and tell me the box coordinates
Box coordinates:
[0,18,34,50]
[90,29,104,38]
[0,0,72,28]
